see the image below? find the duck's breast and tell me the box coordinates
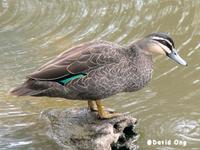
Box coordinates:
[123,54,153,92]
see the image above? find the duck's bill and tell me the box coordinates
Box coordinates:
[167,49,187,66]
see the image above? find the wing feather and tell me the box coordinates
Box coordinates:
[28,40,122,81]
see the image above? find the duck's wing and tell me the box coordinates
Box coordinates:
[28,41,121,81]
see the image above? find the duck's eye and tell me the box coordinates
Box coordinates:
[173,51,178,55]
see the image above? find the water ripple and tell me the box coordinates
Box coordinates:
[0,0,199,149]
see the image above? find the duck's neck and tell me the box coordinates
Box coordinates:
[126,39,153,58]
[126,39,153,71]
[123,39,153,92]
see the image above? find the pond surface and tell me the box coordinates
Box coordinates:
[0,0,199,149]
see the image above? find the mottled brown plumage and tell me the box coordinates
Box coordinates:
[11,40,153,99]
[10,33,187,119]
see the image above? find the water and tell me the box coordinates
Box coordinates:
[0,0,199,149]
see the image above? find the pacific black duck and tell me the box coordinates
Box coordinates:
[11,33,187,119]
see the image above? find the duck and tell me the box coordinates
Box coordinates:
[10,33,187,119]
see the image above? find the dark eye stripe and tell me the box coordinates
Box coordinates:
[166,36,175,47]
[156,39,173,50]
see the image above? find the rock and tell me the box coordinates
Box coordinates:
[41,108,139,150]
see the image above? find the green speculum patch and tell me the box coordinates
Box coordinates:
[56,73,86,85]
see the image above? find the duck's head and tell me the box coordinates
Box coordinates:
[145,33,187,66]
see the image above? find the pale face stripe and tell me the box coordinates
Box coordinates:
[157,42,172,54]
[151,36,173,47]
[152,39,172,54]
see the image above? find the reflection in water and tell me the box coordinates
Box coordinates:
[0,0,199,149]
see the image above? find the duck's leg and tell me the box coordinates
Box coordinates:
[88,101,97,111]
[95,100,120,119]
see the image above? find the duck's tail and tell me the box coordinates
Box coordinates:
[10,79,51,96]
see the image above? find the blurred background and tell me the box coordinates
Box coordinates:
[0,0,199,149]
